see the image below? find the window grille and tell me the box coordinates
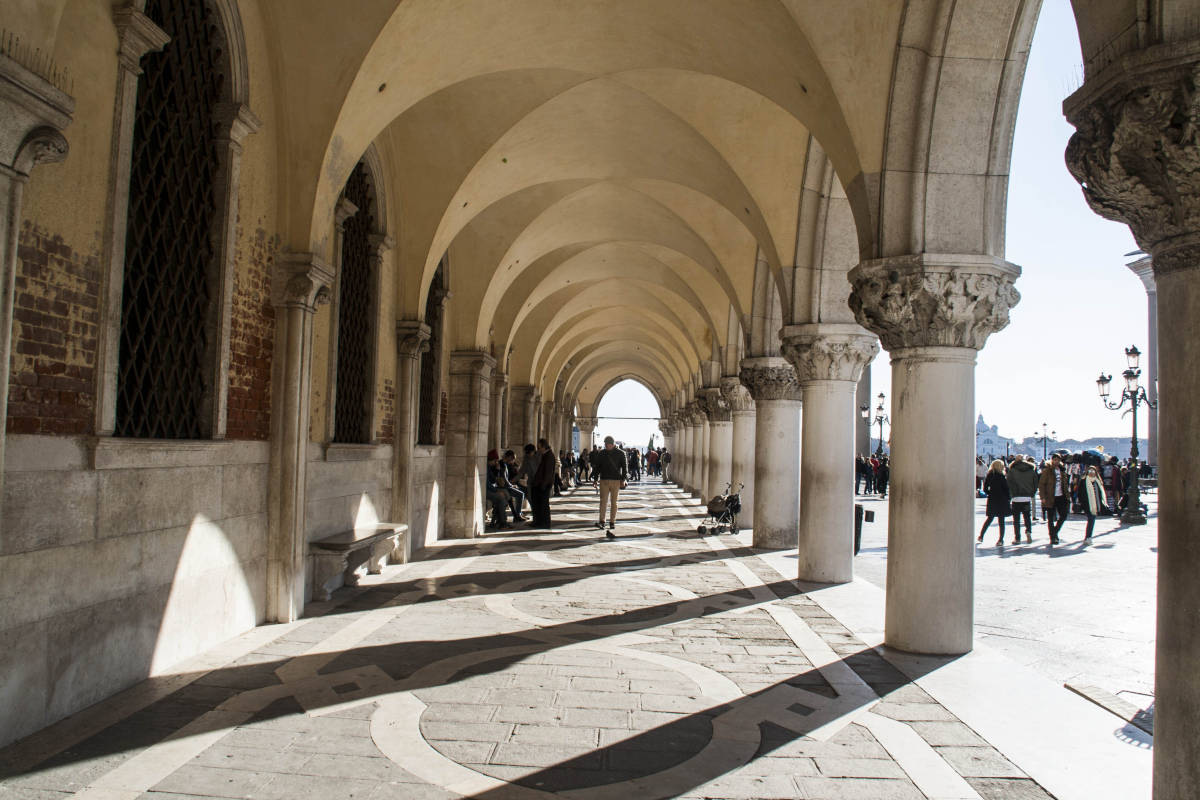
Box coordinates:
[333,162,375,444]
[417,263,445,445]
[115,0,225,438]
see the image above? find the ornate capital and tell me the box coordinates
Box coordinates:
[720,376,755,414]
[214,103,262,151]
[576,416,597,430]
[659,419,676,437]
[334,196,359,228]
[1064,41,1200,272]
[779,324,879,383]
[700,387,730,422]
[273,252,334,310]
[688,399,709,424]
[848,255,1020,351]
[448,350,496,380]
[113,5,170,74]
[738,357,801,403]
[395,320,431,359]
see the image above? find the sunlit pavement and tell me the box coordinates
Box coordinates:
[0,481,1148,800]
[852,491,1156,700]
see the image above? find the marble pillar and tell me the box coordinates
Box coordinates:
[739,357,802,549]
[722,377,756,529]
[490,372,507,454]
[1128,257,1159,466]
[781,325,879,584]
[576,416,597,453]
[541,401,554,444]
[267,254,334,622]
[444,352,495,538]
[0,55,73,514]
[1064,45,1200,797]
[659,419,676,480]
[392,321,430,561]
[850,255,1019,654]
[702,387,732,501]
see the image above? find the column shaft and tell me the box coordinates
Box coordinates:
[751,399,800,548]
[884,348,977,653]
[796,380,858,583]
[444,352,495,539]
[392,322,429,560]
[731,411,756,528]
[706,421,731,500]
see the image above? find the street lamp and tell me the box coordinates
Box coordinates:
[860,392,890,457]
[1097,344,1156,525]
[1034,422,1056,461]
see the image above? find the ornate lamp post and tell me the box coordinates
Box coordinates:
[860,392,890,457]
[1035,422,1056,462]
[1096,345,1156,525]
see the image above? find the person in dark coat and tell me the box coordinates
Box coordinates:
[529,438,557,528]
[977,459,1012,546]
[1006,455,1037,544]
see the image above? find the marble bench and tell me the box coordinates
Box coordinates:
[310,523,409,601]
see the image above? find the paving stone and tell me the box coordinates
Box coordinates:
[555,690,641,710]
[151,764,276,798]
[491,743,603,769]
[216,727,301,751]
[872,701,957,722]
[255,772,378,800]
[936,746,1028,778]
[696,773,801,799]
[792,776,926,799]
[193,744,312,773]
[568,676,629,692]
[493,705,563,724]
[636,694,709,713]
[428,740,496,764]
[422,703,499,723]
[288,732,384,757]
[562,708,630,729]
[908,720,989,747]
[510,724,598,747]
[296,753,410,781]
[967,777,1059,799]
[814,756,908,778]
[420,720,514,742]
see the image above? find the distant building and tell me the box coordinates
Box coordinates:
[976,415,1016,459]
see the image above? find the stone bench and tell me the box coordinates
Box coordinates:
[310,523,409,601]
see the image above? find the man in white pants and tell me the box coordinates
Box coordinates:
[594,435,627,538]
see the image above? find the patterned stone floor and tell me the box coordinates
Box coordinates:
[0,482,1057,800]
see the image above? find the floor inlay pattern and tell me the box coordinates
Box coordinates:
[0,483,1055,800]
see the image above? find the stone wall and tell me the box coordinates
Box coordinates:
[226,223,277,441]
[411,444,445,552]
[0,436,269,748]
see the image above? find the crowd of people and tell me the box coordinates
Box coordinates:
[974,452,1142,546]
[484,438,673,533]
[855,455,891,498]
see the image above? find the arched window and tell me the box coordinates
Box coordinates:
[333,162,376,444]
[417,261,446,445]
[115,0,227,438]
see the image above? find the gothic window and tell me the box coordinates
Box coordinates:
[333,162,375,444]
[115,0,227,438]
[417,262,445,445]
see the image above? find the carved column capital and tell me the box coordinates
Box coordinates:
[848,255,1020,351]
[779,324,879,383]
[448,350,496,380]
[395,320,431,359]
[1064,40,1200,272]
[213,102,262,154]
[273,252,334,310]
[738,357,801,403]
[1,52,75,174]
[720,376,755,414]
[491,371,508,397]
[688,399,709,425]
[576,415,597,429]
[658,420,676,437]
[700,387,731,422]
[334,196,359,229]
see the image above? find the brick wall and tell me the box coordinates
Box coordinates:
[7,222,100,435]
[226,223,277,440]
[376,377,394,444]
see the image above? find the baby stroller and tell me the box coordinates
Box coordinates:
[698,482,743,535]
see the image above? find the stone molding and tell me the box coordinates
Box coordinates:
[448,350,496,380]
[700,387,731,422]
[395,320,431,359]
[848,255,1020,351]
[113,6,170,75]
[658,420,675,437]
[0,53,75,175]
[576,415,597,429]
[491,371,508,393]
[1064,41,1200,273]
[720,376,754,415]
[779,325,879,384]
[739,357,801,403]
[273,253,334,310]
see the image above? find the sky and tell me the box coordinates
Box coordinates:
[594,0,1149,450]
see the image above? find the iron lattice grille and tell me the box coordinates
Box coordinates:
[116,0,225,439]
[334,163,375,444]
[417,263,445,445]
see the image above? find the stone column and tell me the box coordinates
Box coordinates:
[1128,257,1158,466]
[702,387,732,500]
[855,370,873,458]
[781,325,879,584]
[722,377,756,529]
[444,351,495,538]
[576,416,597,452]
[392,321,429,560]
[687,401,708,498]
[739,358,802,548]
[267,254,334,622]
[849,255,1019,653]
[1064,46,1200,797]
[540,401,553,443]
[0,55,73,512]
[490,372,507,454]
[508,384,535,449]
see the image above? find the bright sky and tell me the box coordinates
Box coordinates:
[595,0,1149,447]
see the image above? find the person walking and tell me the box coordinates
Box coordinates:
[646,447,659,477]
[593,435,627,537]
[876,457,890,498]
[661,449,671,481]
[1006,454,1037,544]
[1038,453,1070,545]
[1080,465,1107,541]
[975,456,987,496]
[977,459,1012,546]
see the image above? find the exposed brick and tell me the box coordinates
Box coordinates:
[225,222,277,440]
[7,221,99,436]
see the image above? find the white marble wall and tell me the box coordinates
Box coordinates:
[410,445,446,552]
[0,435,270,748]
